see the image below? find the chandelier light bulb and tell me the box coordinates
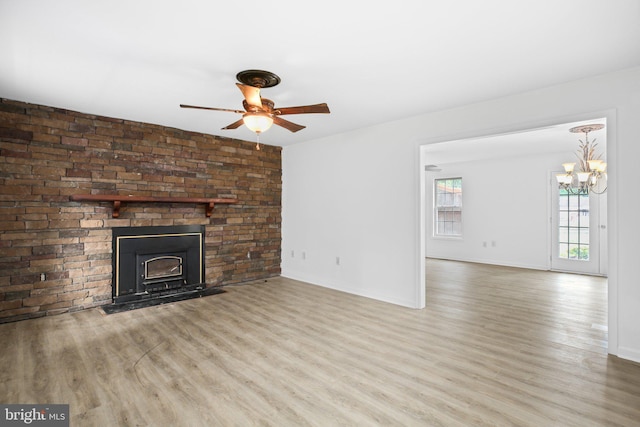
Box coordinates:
[587,159,603,171]
[577,172,590,183]
[562,162,576,173]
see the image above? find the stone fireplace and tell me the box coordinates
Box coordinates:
[112,225,205,304]
[0,98,281,323]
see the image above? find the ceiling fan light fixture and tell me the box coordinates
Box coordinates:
[243,112,273,133]
[180,70,330,137]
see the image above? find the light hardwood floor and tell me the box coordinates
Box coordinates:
[1,259,639,426]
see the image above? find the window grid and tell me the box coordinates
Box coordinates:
[434,178,462,237]
[558,189,589,260]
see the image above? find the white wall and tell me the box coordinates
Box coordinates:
[424,151,575,270]
[282,66,640,362]
[282,127,420,307]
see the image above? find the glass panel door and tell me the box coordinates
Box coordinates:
[550,173,603,275]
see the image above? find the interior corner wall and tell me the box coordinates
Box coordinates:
[281,66,640,362]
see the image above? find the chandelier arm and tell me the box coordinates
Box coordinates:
[562,183,588,195]
[589,184,607,195]
[565,185,579,195]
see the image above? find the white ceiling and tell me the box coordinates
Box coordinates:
[1,1,639,147]
[422,117,608,165]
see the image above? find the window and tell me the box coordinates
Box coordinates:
[558,189,589,260]
[434,178,462,237]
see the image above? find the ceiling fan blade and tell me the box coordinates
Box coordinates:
[222,118,245,130]
[273,116,306,133]
[275,103,330,115]
[236,83,262,108]
[180,104,244,114]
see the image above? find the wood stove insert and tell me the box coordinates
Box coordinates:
[112,225,206,304]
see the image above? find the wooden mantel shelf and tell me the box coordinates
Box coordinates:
[70,194,238,218]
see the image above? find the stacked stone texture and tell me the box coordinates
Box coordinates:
[0,98,282,322]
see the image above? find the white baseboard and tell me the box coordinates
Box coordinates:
[280,269,418,309]
[617,346,640,364]
[426,255,548,271]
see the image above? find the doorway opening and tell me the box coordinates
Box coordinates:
[418,112,615,353]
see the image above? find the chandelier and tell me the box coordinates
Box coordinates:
[555,124,607,195]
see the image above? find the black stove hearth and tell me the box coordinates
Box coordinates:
[111,225,206,304]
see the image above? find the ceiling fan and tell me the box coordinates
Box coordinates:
[180,70,330,135]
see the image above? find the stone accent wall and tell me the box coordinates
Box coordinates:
[0,98,282,322]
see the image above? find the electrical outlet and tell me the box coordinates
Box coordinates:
[336,256,340,266]
[247,251,251,259]
[40,273,46,281]
[291,250,295,258]
[302,251,306,260]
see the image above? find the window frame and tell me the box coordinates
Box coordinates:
[433,177,463,239]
